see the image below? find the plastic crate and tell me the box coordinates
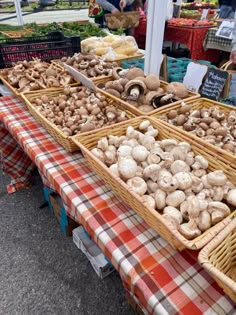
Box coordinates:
[220,96,236,107]
[121,58,144,70]
[0,31,81,68]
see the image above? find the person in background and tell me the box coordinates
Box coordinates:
[219,0,236,19]
[230,11,236,63]
[96,0,135,14]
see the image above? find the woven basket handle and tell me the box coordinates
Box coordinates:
[220,60,233,71]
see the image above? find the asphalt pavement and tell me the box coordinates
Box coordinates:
[0,8,92,25]
[0,168,135,315]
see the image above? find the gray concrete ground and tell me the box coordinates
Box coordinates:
[0,8,92,25]
[0,168,135,315]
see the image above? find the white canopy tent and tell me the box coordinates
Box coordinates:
[14,0,24,25]
[144,0,168,76]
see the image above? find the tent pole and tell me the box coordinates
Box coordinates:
[13,0,24,25]
[144,0,168,76]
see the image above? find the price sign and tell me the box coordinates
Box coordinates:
[200,68,229,101]
[64,64,96,91]
[201,9,209,20]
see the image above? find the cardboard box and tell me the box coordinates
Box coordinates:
[73,226,115,279]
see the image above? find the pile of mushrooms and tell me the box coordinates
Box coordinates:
[31,86,129,136]
[160,103,236,154]
[1,59,74,92]
[60,53,118,78]
[91,120,236,240]
[97,67,189,113]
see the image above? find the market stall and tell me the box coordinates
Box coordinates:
[0,3,236,313]
[164,21,219,62]
[203,27,232,52]
[0,96,235,315]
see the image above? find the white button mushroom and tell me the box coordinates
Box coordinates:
[173,172,192,190]
[207,201,231,224]
[166,190,186,208]
[147,180,159,194]
[97,137,109,151]
[154,189,167,210]
[170,160,190,175]
[160,139,178,152]
[226,188,236,206]
[158,169,179,192]
[142,195,156,209]
[207,170,227,187]
[163,206,183,226]
[126,177,147,196]
[140,135,156,150]
[145,126,159,137]
[109,164,120,177]
[117,145,133,158]
[118,158,137,180]
[143,164,161,182]
[91,148,105,162]
[196,211,211,232]
[139,120,151,131]
[192,155,209,170]
[132,145,149,162]
[178,219,201,240]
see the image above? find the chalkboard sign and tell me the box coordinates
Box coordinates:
[200,68,229,101]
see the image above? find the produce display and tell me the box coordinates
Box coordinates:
[11,22,107,40]
[98,67,189,113]
[0,59,75,93]
[180,9,215,18]
[91,120,236,240]
[81,35,140,61]
[159,104,236,154]
[31,86,130,136]
[181,1,217,10]
[61,22,107,39]
[60,53,118,78]
[168,18,216,27]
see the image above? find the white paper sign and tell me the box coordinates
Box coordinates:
[201,9,209,20]
[216,21,234,40]
[183,62,208,93]
[63,64,96,91]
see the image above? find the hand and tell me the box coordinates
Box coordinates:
[230,51,236,64]
[112,8,119,14]
[119,0,127,9]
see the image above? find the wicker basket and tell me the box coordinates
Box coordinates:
[73,116,236,251]
[152,98,236,172]
[105,11,140,30]
[180,13,201,19]
[96,78,200,116]
[198,218,236,303]
[0,63,77,97]
[20,88,136,152]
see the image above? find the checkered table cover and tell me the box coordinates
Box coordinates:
[203,27,232,52]
[0,96,235,315]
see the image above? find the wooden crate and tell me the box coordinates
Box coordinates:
[73,116,236,251]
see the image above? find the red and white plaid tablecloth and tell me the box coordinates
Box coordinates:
[0,96,235,315]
